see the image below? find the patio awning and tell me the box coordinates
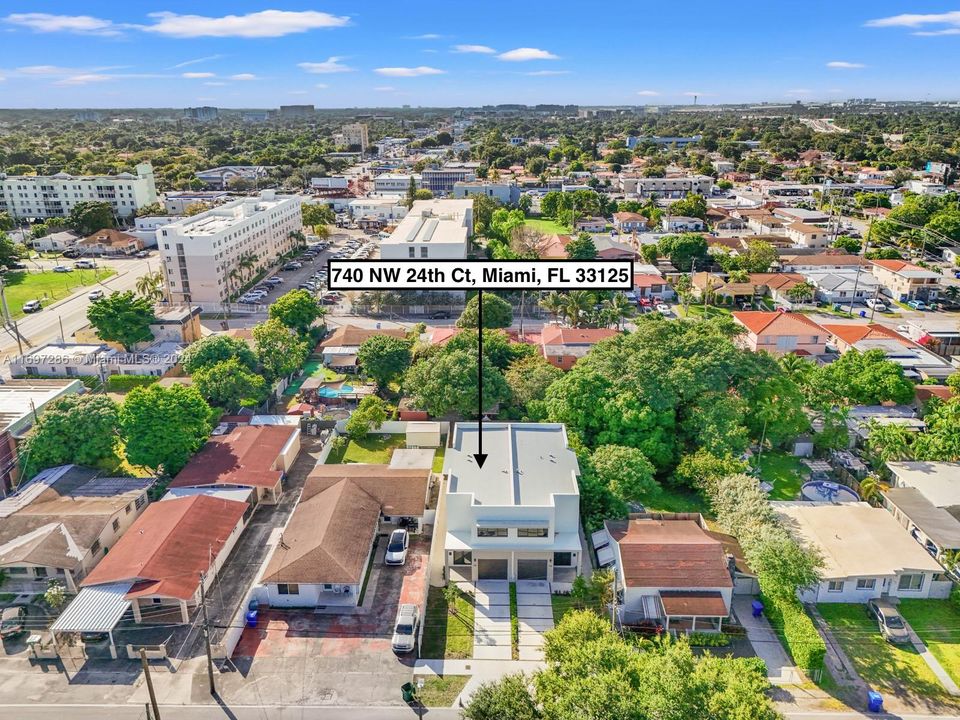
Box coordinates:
[659,591,728,618]
[50,581,133,633]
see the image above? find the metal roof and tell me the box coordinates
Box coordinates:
[50,581,133,633]
[885,487,960,550]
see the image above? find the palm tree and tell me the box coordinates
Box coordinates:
[787,281,816,307]
[603,293,635,330]
[238,252,259,282]
[539,291,566,323]
[778,352,814,383]
[563,290,595,328]
[228,268,243,300]
[135,271,165,302]
[858,474,881,504]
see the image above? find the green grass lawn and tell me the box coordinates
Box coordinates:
[899,600,960,686]
[420,586,475,659]
[417,675,470,707]
[432,445,447,473]
[818,603,952,701]
[676,303,732,319]
[551,594,577,624]
[525,217,571,235]
[639,483,707,514]
[756,451,807,500]
[333,433,406,464]
[3,268,117,319]
[283,358,346,396]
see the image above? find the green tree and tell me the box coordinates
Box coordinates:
[657,233,708,272]
[181,334,257,375]
[356,334,412,387]
[413,188,434,202]
[505,354,563,416]
[86,291,156,351]
[43,580,68,611]
[0,232,21,268]
[912,398,960,461]
[445,328,534,371]
[589,445,658,504]
[457,293,513,329]
[404,348,511,417]
[0,212,15,231]
[67,200,115,235]
[193,358,267,412]
[120,384,213,475]
[673,449,749,495]
[565,233,598,260]
[269,289,323,334]
[738,239,778,273]
[744,524,822,600]
[463,674,541,720]
[810,348,915,406]
[20,395,120,477]
[833,235,862,253]
[301,203,335,228]
[344,395,388,441]
[134,202,165,218]
[405,176,418,209]
[253,318,310,383]
[666,193,707,219]
[865,420,913,466]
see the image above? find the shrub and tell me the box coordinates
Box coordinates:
[325,435,349,464]
[687,631,730,647]
[105,375,159,392]
[760,592,825,673]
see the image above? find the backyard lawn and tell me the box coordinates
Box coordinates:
[818,603,952,703]
[3,268,116,319]
[432,444,447,473]
[524,217,571,235]
[638,483,706,514]
[417,675,470,707]
[900,600,960,686]
[283,358,345,396]
[756,451,806,500]
[420,586,475,659]
[326,433,406,464]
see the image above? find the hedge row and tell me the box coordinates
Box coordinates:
[760,592,825,673]
[105,375,160,392]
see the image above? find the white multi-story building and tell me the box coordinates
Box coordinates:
[340,123,369,152]
[441,423,583,589]
[0,163,157,221]
[159,190,302,304]
[452,180,521,205]
[347,196,408,222]
[379,199,472,260]
[620,174,714,198]
[373,173,421,194]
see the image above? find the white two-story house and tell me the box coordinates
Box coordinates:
[442,423,582,590]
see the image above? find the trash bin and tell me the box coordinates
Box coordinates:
[247,599,259,612]
[751,600,764,618]
[245,610,258,628]
[833,303,843,312]
[859,310,867,318]
[401,682,416,703]
[867,690,883,712]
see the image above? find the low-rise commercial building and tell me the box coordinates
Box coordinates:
[452,180,520,205]
[379,199,473,260]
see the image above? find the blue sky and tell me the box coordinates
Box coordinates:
[2,2,960,108]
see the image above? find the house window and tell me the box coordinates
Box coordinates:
[91,540,101,555]
[827,580,844,593]
[8,567,28,575]
[34,567,47,578]
[477,527,508,538]
[856,578,876,590]
[898,574,924,591]
[452,551,473,566]
[517,528,548,538]
[322,583,334,591]
[277,583,300,595]
[408,247,415,258]
[125,503,132,514]
[420,247,428,258]
[152,598,163,605]
[554,552,573,567]
[135,494,146,510]
[112,518,120,532]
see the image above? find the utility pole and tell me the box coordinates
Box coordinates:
[140,648,161,720]
[199,572,217,696]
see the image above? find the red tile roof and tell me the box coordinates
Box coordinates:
[536,234,572,260]
[171,425,298,490]
[633,273,666,289]
[871,259,924,273]
[606,519,733,590]
[82,495,248,600]
[820,323,913,348]
[731,310,825,336]
[540,326,618,346]
[916,385,954,404]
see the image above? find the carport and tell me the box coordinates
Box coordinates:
[49,581,133,660]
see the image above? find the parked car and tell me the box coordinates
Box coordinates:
[135,250,151,258]
[391,603,420,654]
[22,299,41,313]
[907,300,927,311]
[867,599,910,644]
[6,262,26,270]
[866,298,888,312]
[265,276,283,285]
[385,529,409,566]
[61,248,81,259]
[655,303,671,315]
[430,310,451,319]
[74,259,97,269]
[298,282,317,291]
[0,606,26,638]
[88,289,104,301]
[282,261,303,271]
[52,265,71,273]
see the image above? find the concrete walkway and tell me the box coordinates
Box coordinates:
[906,622,960,696]
[470,580,511,660]
[516,580,553,661]
[732,597,804,685]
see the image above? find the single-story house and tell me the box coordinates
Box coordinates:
[821,323,955,381]
[633,273,674,300]
[77,229,143,256]
[883,487,960,564]
[612,212,648,234]
[540,326,618,370]
[662,216,706,233]
[574,217,607,233]
[169,424,301,504]
[772,502,949,602]
[31,230,80,253]
[593,235,639,260]
[803,271,881,305]
[316,325,409,371]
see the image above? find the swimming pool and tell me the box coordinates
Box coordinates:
[317,383,354,398]
[801,480,860,503]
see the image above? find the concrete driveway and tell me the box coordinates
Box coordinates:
[472,580,511,660]
[732,596,802,684]
[516,580,553,661]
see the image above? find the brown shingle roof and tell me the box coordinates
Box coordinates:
[660,591,729,617]
[261,479,381,585]
[82,494,248,600]
[306,464,429,517]
[171,425,298,490]
[606,519,733,590]
[79,229,139,248]
[318,325,407,349]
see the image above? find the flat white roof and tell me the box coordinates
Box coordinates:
[23,344,103,362]
[445,423,579,506]
[382,200,471,248]
[887,462,960,508]
[773,502,942,578]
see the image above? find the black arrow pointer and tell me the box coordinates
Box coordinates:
[473,290,488,469]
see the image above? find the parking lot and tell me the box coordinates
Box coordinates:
[223,534,430,706]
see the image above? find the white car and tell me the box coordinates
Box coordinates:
[655,303,672,315]
[391,603,419,654]
[384,529,409,566]
[52,265,72,273]
[866,298,888,312]
[88,289,104,301]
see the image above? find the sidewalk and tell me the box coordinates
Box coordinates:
[732,596,804,685]
[906,623,960,696]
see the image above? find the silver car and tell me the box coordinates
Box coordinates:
[867,599,910,644]
[392,603,419,654]
[384,529,409,566]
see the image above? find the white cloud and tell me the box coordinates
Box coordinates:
[17,65,87,75]
[170,55,224,69]
[55,74,114,86]
[182,72,216,79]
[453,44,496,54]
[143,10,349,38]
[374,66,446,77]
[374,86,397,92]
[636,90,660,96]
[526,70,569,76]
[298,57,354,74]
[315,83,329,89]
[406,33,444,40]
[289,90,309,95]
[230,73,257,81]
[913,28,960,37]
[865,11,960,29]
[826,61,865,69]
[497,47,559,62]
[3,13,122,37]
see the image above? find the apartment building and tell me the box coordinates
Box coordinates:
[421,166,477,196]
[452,180,521,205]
[373,173,421,194]
[339,123,369,152]
[0,163,157,221]
[870,260,941,303]
[380,199,473,260]
[160,190,302,304]
[620,174,714,198]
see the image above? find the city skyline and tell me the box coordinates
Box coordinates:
[1,2,960,108]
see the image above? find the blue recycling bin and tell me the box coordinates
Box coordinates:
[867,690,883,712]
[245,610,259,628]
[859,310,867,318]
[751,600,764,618]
